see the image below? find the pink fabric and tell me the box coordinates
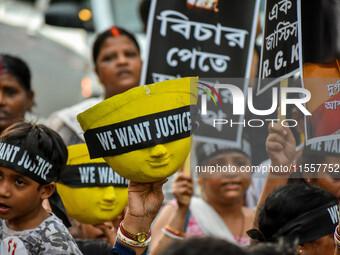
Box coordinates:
[168,199,250,246]
[185,212,205,238]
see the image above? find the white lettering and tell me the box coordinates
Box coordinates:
[78,167,91,183]
[327,205,339,224]
[115,128,129,147]
[281,88,311,116]
[98,167,108,183]
[262,59,271,78]
[96,132,111,151]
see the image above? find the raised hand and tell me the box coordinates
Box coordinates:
[125,180,167,232]
[266,122,296,167]
[172,172,194,208]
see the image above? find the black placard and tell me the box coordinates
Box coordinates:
[257,0,299,95]
[141,0,260,146]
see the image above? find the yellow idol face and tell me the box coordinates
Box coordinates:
[105,138,191,182]
[56,183,128,225]
[77,77,198,182]
[104,85,194,182]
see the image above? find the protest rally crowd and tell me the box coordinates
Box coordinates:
[1,0,340,254]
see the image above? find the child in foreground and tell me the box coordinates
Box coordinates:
[0,122,82,254]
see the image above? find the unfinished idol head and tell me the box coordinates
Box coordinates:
[57,143,128,224]
[77,77,198,182]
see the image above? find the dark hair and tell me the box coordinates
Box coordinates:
[92,26,140,66]
[160,237,247,255]
[75,239,112,255]
[0,122,68,177]
[256,183,337,243]
[195,140,252,168]
[160,237,296,255]
[139,0,151,32]
[0,54,31,92]
[246,239,297,255]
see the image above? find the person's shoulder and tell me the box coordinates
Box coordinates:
[0,219,3,236]
[39,214,71,237]
[63,97,103,112]
[37,215,82,254]
[48,97,103,120]
[46,97,103,139]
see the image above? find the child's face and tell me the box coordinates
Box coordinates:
[0,167,44,226]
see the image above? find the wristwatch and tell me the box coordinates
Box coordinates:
[121,223,150,243]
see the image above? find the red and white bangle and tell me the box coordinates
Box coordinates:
[161,225,186,240]
[334,226,340,249]
[117,223,151,248]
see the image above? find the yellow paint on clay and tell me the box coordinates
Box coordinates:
[77,77,198,182]
[57,143,128,224]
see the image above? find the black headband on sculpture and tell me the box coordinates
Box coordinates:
[59,163,129,188]
[83,105,198,159]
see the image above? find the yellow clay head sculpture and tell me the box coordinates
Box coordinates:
[77,77,198,182]
[57,143,128,224]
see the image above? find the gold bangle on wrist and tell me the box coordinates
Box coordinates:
[117,227,151,248]
[121,221,151,243]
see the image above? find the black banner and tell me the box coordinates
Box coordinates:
[84,106,194,158]
[59,163,129,187]
[300,0,340,64]
[305,139,340,157]
[142,0,259,145]
[142,0,259,82]
[195,78,248,145]
[257,0,299,95]
[0,142,56,184]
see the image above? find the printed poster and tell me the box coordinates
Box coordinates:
[257,0,299,95]
[297,0,340,145]
[141,0,260,146]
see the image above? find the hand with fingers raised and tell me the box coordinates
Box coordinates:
[266,122,296,168]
